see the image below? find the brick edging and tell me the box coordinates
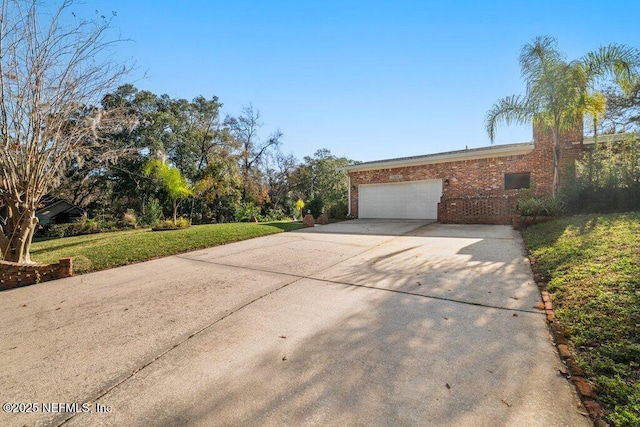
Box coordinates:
[0,258,73,291]
[528,255,609,426]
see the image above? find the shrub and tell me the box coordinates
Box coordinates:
[152,217,191,230]
[328,200,348,220]
[517,195,566,216]
[235,202,260,222]
[89,212,118,231]
[306,196,324,218]
[566,135,640,214]
[263,208,288,221]
[120,209,138,228]
[141,197,164,226]
[44,223,75,238]
[79,217,100,233]
[43,215,102,238]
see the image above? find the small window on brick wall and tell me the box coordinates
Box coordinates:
[505,172,531,190]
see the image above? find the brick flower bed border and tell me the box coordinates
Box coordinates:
[527,255,608,426]
[0,258,73,291]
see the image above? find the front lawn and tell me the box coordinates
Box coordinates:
[523,213,640,426]
[31,221,304,275]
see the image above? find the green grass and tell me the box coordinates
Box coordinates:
[524,213,640,426]
[31,221,304,275]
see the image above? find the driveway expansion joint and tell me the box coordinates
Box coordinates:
[177,255,545,315]
[57,232,397,426]
[57,275,306,427]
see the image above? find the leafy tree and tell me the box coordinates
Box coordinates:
[192,153,241,223]
[486,36,640,195]
[601,78,640,133]
[57,84,151,212]
[74,86,239,222]
[291,149,352,217]
[144,159,193,224]
[0,0,131,263]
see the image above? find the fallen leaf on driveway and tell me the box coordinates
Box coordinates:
[279,335,287,339]
[501,399,512,407]
[534,303,545,309]
[510,296,519,300]
[446,383,451,389]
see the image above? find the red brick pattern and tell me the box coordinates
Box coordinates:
[437,196,514,224]
[529,256,607,424]
[0,258,73,290]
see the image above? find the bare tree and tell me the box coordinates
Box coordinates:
[226,104,282,203]
[0,0,131,263]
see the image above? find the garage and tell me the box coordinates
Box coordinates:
[358,180,442,219]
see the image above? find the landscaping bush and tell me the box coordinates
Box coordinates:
[235,202,260,222]
[43,216,102,238]
[152,217,191,231]
[263,208,289,221]
[328,200,348,220]
[306,196,324,218]
[565,135,640,214]
[517,194,566,216]
[43,223,76,238]
[141,197,164,226]
[120,209,138,228]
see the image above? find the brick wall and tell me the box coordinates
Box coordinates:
[438,196,515,224]
[533,122,584,191]
[348,123,584,222]
[0,258,73,290]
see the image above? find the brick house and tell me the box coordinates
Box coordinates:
[342,125,585,224]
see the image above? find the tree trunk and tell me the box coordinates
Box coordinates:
[0,196,39,264]
[552,124,561,197]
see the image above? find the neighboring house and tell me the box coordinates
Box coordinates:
[341,124,586,224]
[36,195,85,226]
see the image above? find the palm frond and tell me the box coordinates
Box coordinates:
[583,44,640,92]
[519,36,564,92]
[485,95,532,142]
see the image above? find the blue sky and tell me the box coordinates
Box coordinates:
[66,1,640,162]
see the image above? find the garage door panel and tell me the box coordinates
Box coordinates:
[359,180,441,219]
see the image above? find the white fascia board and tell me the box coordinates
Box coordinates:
[340,144,535,173]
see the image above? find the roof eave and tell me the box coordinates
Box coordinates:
[340,144,535,173]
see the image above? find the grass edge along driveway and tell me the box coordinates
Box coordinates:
[523,212,640,427]
[31,221,304,275]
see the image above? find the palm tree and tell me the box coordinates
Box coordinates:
[144,159,193,225]
[486,36,640,195]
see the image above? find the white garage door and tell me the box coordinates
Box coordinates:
[359,180,442,219]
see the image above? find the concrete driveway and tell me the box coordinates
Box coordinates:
[0,220,590,426]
